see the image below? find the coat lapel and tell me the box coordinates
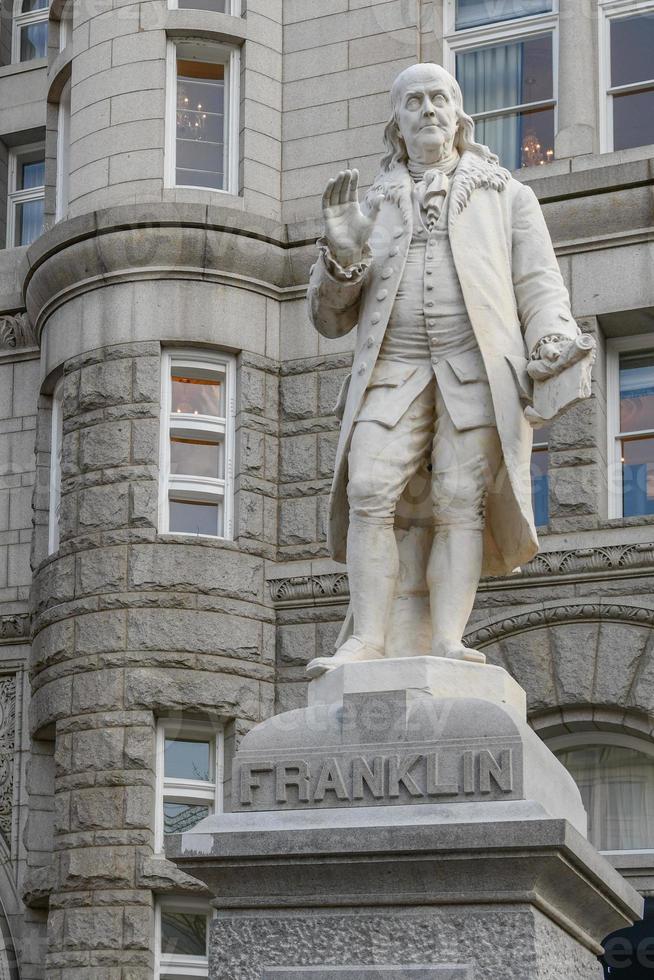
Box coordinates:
[448,150,511,227]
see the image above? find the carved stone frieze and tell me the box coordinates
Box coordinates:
[0,615,30,642]
[517,541,654,577]
[268,543,654,606]
[464,602,654,650]
[0,676,16,846]
[0,312,37,350]
[269,573,349,605]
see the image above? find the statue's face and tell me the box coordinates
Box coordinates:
[396,69,459,165]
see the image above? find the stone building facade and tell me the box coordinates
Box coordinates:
[0,0,652,976]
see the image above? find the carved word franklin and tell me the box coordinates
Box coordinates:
[236,748,514,809]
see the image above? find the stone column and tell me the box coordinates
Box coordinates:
[556,0,598,159]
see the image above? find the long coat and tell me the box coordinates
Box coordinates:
[307,150,579,577]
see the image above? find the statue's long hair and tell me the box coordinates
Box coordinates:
[380,71,497,172]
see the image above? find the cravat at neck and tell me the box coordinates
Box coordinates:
[408,150,460,180]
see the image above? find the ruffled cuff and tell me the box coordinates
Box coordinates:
[529,333,571,361]
[317,237,373,283]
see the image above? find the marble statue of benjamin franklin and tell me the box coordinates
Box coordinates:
[305,63,594,678]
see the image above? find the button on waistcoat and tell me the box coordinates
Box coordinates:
[379,174,478,364]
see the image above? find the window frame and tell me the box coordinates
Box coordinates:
[167,0,242,11]
[165,38,241,196]
[598,0,654,154]
[443,0,559,170]
[12,0,49,64]
[154,718,224,853]
[55,78,71,221]
[6,143,45,249]
[606,333,654,519]
[550,731,654,860]
[58,0,73,52]
[159,349,236,540]
[530,427,550,527]
[48,379,63,555]
[154,895,212,980]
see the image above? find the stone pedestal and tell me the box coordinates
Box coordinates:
[170,659,643,980]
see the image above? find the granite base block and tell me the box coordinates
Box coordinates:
[168,661,643,980]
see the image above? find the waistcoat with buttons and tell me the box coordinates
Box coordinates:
[378,178,478,364]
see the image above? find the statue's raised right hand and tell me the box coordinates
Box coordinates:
[322,169,383,270]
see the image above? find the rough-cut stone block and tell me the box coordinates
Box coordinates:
[70,787,124,831]
[122,906,152,951]
[278,624,315,666]
[76,547,127,595]
[280,373,317,421]
[79,421,131,471]
[125,668,265,721]
[60,846,135,889]
[78,484,129,530]
[64,907,122,949]
[79,360,132,411]
[126,608,260,658]
[550,622,599,704]
[72,667,124,713]
[75,611,126,656]
[279,497,317,545]
[128,544,262,600]
[129,481,158,528]
[124,785,153,830]
[131,419,160,465]
[280,435,317,483]
[71,728,124,773]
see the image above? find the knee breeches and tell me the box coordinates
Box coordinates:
[347,379,502,530]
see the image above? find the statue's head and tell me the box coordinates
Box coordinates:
[381,62,493,172]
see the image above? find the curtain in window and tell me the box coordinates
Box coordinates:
[456,0,552,30]
[557,745,654,851]
[458,43,523,168]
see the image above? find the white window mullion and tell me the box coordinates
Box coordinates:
[607,334,654,519]
[6,144,45,248]
[48,380,64,555]
[56,79,72,222]
[155,897,211,980]
[445,0,559,170]
[599,0,654,153]
[160,349,235,540]
[155,719,224,853]
[12,0,49,64]
[166,38,240,195]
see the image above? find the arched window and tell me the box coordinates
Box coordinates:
[12,0,48,63]
[553,735,654,852]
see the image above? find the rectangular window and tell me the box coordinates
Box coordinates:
[7,145,45,248]
[445,0,558,170]
[600,1,654,152]
[56,79,71,221]
[155,897,210,980]
[159,350,235,539]
[455,0,553,30]
[12,0,48,63]
[607,337,654,519]
[155,719,223,852]
[168,0,238,10]
[531,422,551,526]
[48,380,63,554]
[166,40,240,194]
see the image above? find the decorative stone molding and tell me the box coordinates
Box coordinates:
[464,602,654,650]
[0,313,37,350]
[268,543,654,606]
[518,542,654,578]
[0,677,16,846]
[0,615,30,643]
[269,573,349,605]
